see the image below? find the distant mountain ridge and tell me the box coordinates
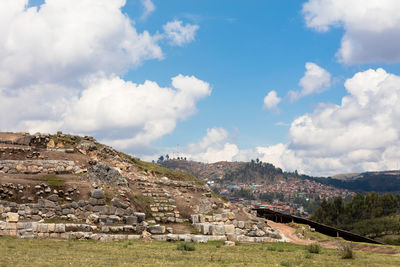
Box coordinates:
[314,171,400,193]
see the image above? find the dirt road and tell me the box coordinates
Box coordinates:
[268,220,400,255]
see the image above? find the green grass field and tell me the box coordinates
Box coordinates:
[1,237,400,266]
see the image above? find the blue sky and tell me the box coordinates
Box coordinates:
[122,1,400,158]
[127,1,339,146]
[3,0,400,175]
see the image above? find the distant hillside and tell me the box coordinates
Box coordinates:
[161,159,400,193]
[159,159,243,181]
[160,159,286,184]
[311,192,400,243]
[309,171,400,193]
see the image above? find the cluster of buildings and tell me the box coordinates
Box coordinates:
[214,177,355,217]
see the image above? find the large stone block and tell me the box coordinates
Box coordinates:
[192,235,208,243]
[192,223,202,232]
[111,198,129,209]
[266,230,281,239]
[62,208,72,215]
[55,224,65,233]
[198,214,205,223]
[48,224,55,233]
[209,224,225,235]
[148,225,165,234]
[191,214,199,224]
[90,189,105,199]
[200,223,211,235]
[125,216,138,225]
[236,235,255,243]
[39,223,48,233]
[223,224,235,235]
[106,215,121,225]
[213,214,222,222]
[133,212,145,223]
[6,212,19,223]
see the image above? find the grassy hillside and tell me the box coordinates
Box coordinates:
[1,236,400,266]
[309,172,400,193]
[160,159,286,184]
[311,193,400,243]
[161,159,400,193]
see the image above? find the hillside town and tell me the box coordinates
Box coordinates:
[214,177,355,217]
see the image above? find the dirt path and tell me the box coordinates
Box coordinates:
[267,220,313,246]
[268,220,400,255]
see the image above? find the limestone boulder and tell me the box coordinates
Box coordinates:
[224,241,235,246]
[210,224,225,235]
[6,212,19,223]
[148,225,166,234]
[223,224,235,235]
[134,212,145,223]
[90,189,105,199]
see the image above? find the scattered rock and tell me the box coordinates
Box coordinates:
[140,230,152,242]
[47,194,59,202]
[224,241,235,246]
[87,164,128,186]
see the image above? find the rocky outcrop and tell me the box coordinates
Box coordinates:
[87,164,128,186]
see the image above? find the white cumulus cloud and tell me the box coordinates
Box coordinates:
[1,74,211,150]
[163,20,200,46]
[0,0,162,89]
[288,62,331,101]
[141,0,155,20]
[263,90,281,110]
[171,68,400,176]
[303,0,400,64]
[151,127,240,163]
[258,68,400,176]
[0,0,207,154]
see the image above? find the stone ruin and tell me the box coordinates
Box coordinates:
[0,132,287,244]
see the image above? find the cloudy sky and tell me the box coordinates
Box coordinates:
[2,0,400,176]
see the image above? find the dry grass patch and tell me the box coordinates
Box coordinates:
[1,237,400,266]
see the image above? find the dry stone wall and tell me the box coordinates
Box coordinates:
[0,160,78,174]
[0,189,140,226]
[190,212,283,240]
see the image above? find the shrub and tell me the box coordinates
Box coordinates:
[176,242,195,251]
[339,244,354,259]
[307,243,321,254]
